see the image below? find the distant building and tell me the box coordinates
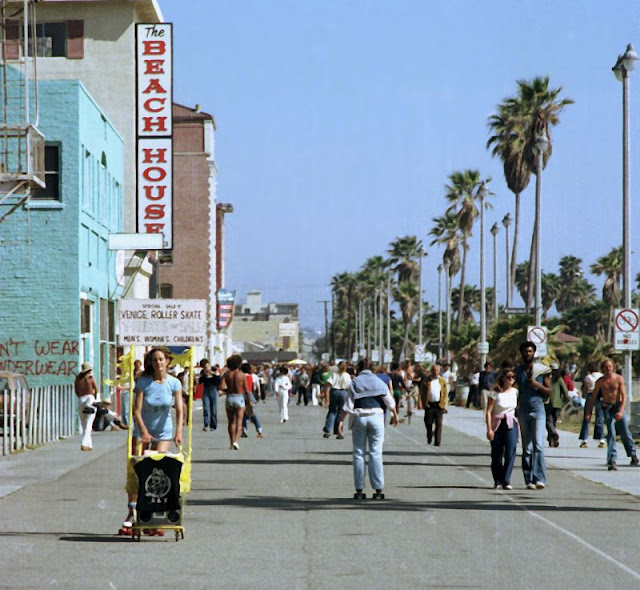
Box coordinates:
[232,291,300,355]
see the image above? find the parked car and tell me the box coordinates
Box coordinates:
[0,372,32,427]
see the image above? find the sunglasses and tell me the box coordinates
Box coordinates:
[505,374,515,379]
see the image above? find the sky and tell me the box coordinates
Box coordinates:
[162,0,640,332]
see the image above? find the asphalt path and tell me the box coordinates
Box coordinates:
[1,400,640,589]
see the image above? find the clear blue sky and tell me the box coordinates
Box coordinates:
[162,0,640,331]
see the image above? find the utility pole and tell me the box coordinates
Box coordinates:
[318,300,330,360]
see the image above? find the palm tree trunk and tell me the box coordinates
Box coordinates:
[510,192,520,305]
[401,321,410,362]
[457,238,468,328]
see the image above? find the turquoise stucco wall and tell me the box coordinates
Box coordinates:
[0,80,123,388]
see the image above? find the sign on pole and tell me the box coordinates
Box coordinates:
[614,308,640,350]
[527,325,548,357]
[118,299,207,346]
[477,341,489,355]
[415,344,426,362]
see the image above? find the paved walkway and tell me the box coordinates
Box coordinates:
[2,403,639,499]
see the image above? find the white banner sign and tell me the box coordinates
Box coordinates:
[279,323,297,337]
[136,23,173,249]
[118,299,207,346]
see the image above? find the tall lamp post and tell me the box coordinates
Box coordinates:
[444,260,451,363]
[437,264,443,361]
[490,222,499,320]
[502,213,512,308]
[613,43,638,404]
[479,183,487,367]
[532,131,549,327]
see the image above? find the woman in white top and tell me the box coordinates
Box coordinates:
[485,368,519,490]
[323,361,352,439]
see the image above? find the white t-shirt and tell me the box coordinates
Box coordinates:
[428,380,442,403]
[329,372,352,390]
[470,372,480,386]
[583,372,602,395]
[488,387,518,416]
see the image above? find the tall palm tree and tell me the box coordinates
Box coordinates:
[488,76,573,305]
[393,280,420,361]
[387,235,424,284]
[541,271,560,319]
[429,211,461,278]
[555,255,595,311]
[330,271,357,357]
[444,170,492,327]
[591,246,622,340]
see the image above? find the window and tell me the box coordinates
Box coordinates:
[29,22,67,57]
[159,284,174,299]
[18,20,85,59]
[32,144,60,201]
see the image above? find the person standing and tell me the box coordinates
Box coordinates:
[441,362,456,403]
[296,367,311,406]
[545,363,567,447]
[199,360,221,432]
[322,361,352,439]
[337,359,398,499]
[584,358,640,471]
[274,366,292,423]
[485,368,519,490]
[515,341,551,489]
[467,365,480,409]
[75,362,99,451]
[479,362,496,411]
[390,362,409,412]
[419,364,448,446]
[220,354,249,450]
[579,362,605,449]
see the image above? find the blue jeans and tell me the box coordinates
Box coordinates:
[579,394,604,440]
[242,413,263,433]
[491,418,519,486]
[351,413,385,491]
[202,387,218,429]
[323,389,348,434]
[603,406,637,464]
[518,406,547,485]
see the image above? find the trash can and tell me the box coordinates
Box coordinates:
[455,383,469,407]
[630,401,640,437]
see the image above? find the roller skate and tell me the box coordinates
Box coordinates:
[353,489,366,500]
[372,490,385,500]
[118,502,136,536]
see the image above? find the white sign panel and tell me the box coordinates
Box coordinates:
[371,350,380,362]
[384,349,392,363]
[279,323,297,337]
[527,325,548,357]
[477,341,489,355]
[136,23,173,249]
[614,308,640,350]
[118,299,207,347]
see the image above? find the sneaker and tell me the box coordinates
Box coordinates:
[336,434,344,440]
[232,442,240,450]
[631,456,639,467]
[241,432,248,438]
[502,484,513,490]
[580,441,588,448]
[80,445,92,451]
[598,440,606,449]
[535,482,545,490]
[202,427,208,432]
[608,461,618,471]
[526,483,536,490]
[322,432,330,439]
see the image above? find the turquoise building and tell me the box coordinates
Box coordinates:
[0,79,124,392]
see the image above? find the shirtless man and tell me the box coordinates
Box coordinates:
[584,358,639,471]
[75,362,99,451]
[219,354,250,450]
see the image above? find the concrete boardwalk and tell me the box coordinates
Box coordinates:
[1,400,640,589]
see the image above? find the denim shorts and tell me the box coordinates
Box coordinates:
[226,393,246,409]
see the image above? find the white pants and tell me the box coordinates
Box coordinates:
[77,394,97,448]
[277,393,289,421]
[311,384,320,406]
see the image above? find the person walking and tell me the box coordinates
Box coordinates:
[419,364,448,446]
[220,354,249,449]
[322,361,352,439]
[274,366,292,423]
[479,362,496,411]
[241,362,264,438]
[579,362,606,449]
[467,365,480,409]
[515,341,551,489]
[337,359,398,499]
[545,363,567,447]
[75,362,99,451]
[584,358,640,471]
[199,359,221,431]
[296,367,311,406]
[310,365,322,406]
[485,368,519,490]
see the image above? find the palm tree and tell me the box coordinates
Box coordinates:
[330,271,357,357]
[591,246,623,340]
[488,77,573,305]
[444,170,492,328]
[393,280,420,361]
[555,255,595,311]
[429,211,461,278]
[541,271,560,319]
[387,235,424,284]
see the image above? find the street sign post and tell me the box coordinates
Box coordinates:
[504,307,534,315]
[614,308,640,351]
[527,325,548,357]
[477,341,489,355]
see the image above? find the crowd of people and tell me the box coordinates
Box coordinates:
[74,343,640,526]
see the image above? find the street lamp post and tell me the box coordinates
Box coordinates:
[418,254,423,350]
[444,260,451,363]
[613,43,638,405]
[491,222,499,320]
[502,213,512,308]
[479,183,487,367]
[437,264,443,361]
[532,131,549,328]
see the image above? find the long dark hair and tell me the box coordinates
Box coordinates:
[143,347,171,377]
[493,367,515,392]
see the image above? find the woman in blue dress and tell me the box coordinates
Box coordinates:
[133,347,184,453]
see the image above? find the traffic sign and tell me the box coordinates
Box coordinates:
[527,325,548,357]
[504,307,534,315]
[477,341,489,355]
[614,308,640,351]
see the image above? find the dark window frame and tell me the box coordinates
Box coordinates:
[32,143,61,201]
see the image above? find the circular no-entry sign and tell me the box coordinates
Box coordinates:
[615,309,639,333]
[527,326,547,345]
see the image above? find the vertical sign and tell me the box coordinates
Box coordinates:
[217,289,236,330]
[136,23,173,249]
